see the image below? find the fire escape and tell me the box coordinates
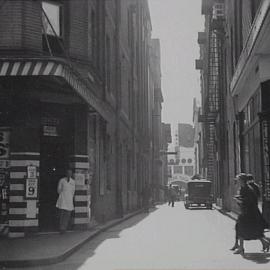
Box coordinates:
[197,0,224,190]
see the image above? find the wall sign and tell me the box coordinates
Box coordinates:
[0,130,10,159]
[42,117,60,137]
[27,165,37,179]
[25,178,38,199]
[43,125,58,137]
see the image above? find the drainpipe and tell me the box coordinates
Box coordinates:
[115,0,123,217]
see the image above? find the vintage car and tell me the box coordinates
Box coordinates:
[184,179,213,209]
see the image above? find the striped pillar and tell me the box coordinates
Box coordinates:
[69,155,91,228]
[8,152,40,238]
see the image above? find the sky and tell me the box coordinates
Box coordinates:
[148,0,204,131]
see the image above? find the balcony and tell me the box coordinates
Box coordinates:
[201,0,213,15]
[198,32,206,44]
[195,59,204,70]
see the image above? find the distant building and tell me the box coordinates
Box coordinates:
[168,123,195,181]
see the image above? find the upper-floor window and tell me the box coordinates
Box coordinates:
[42,1,62,37]
[250,0,262,22]
[105,35,111,93]
[42,1,63,55]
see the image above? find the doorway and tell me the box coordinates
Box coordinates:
[39,140,68,232]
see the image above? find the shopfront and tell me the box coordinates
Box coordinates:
[239,80,270,223]
[0,59,95,237]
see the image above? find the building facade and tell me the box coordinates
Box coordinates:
[197,0,270,220]
[196,0,227,207]
[168,123,196,182]
[193,98,203,176]
[0,0,158,238]
[225,0,270,220]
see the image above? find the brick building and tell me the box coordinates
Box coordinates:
[197,0,270,221]
[0,0,159,238]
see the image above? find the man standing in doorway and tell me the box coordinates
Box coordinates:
[56,168,76,233]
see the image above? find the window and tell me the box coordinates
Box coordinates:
[42,2,62,37]
[173,165,183,174]
[106,35,111,93]
[184,166,194,176]
[90,10,96,61]
[250,0,262,22]
[42,1,63,55]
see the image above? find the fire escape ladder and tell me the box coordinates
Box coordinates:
[205,11,222,182]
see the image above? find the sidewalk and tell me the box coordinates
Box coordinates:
[0,210,143,268]
[214,204,270,237]
[213,204,238,221]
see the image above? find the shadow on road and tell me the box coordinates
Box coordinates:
[243,252,270,264]
[44,206,159,270]
[185,207,213,210]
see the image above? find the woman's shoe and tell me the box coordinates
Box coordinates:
[262,241,270,252]
[230,244,239,251]
[233,248,244,255]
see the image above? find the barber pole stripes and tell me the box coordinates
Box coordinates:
[69,155,91,226]
[0,60,63,77]
[8,152,40,238]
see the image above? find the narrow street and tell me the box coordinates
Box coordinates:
[16,203,270,270]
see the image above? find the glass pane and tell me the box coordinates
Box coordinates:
[42,2,60,36]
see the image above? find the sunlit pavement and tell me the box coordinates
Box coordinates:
[14,202,270,270]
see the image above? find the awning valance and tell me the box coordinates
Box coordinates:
[0,58,112,122]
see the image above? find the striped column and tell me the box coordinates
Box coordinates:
[69,155,91,228]
[9,152,40,238]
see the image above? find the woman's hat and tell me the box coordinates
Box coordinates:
[235,173,248,182]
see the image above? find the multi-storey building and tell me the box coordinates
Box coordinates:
[168,123,195,181]
[225,0,270,220]
[161,123,172,192]
[193,98,203,176]
[196,0,226,207]
[0,0,158,238]
[149,38,164,201]
[197,0,270,220]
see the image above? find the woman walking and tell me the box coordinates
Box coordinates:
[232,173,269,255]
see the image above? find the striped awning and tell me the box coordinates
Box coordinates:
[0,59,112,122]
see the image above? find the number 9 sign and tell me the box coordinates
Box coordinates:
[25,178,38,199]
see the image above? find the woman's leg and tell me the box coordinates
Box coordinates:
[230,233,239,250]
[234,238,244,254]
[260,237,270,252]
[231,222,239,250]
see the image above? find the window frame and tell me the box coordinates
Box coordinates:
[42,1,63,38]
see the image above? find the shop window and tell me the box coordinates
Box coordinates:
[42,1,64,55]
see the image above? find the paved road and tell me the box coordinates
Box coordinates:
[16,202,270,270]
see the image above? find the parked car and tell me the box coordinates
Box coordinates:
[184,179,213,209]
